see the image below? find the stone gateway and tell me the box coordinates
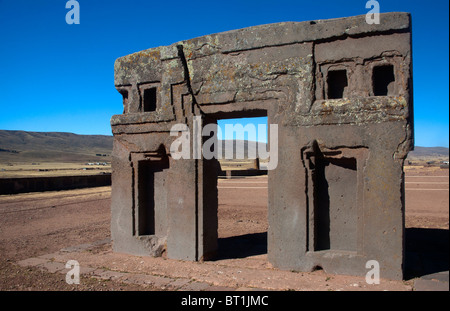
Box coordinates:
[110,13,413,280]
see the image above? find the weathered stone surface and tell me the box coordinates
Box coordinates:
[110,13,413,280]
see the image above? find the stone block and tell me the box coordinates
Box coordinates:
[110,13,413,280]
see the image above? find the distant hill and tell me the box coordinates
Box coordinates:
[0,130,113,163]
[217,139,268,159]
[1,129,447,164]
[407,146,449,159]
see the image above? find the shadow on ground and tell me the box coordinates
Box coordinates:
[405,228,449,280]
[214,228,449,280]
[216,232,267,260]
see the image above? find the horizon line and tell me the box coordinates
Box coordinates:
[0,129,448,149]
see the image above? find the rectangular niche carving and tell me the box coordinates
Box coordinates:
[134,151,169,237]
[373,64,395,96]
[143,88,157,112]
[302,141,368,253]
[138,82,160,112]
[327,69,348,99]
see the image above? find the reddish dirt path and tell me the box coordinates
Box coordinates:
[0,167,447,290]
[404,167,449,229]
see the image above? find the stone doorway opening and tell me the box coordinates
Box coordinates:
[211,115,269,260]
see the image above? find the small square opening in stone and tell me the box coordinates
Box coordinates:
[327,70,348,99]
[143,88,157,112]
[373,65,395,96]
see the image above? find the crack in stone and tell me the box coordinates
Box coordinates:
[176,45,205,116]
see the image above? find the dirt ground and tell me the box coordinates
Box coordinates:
[0,166,448,291]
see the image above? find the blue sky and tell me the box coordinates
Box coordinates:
[0,0,448,147]
[218,117,268,143]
